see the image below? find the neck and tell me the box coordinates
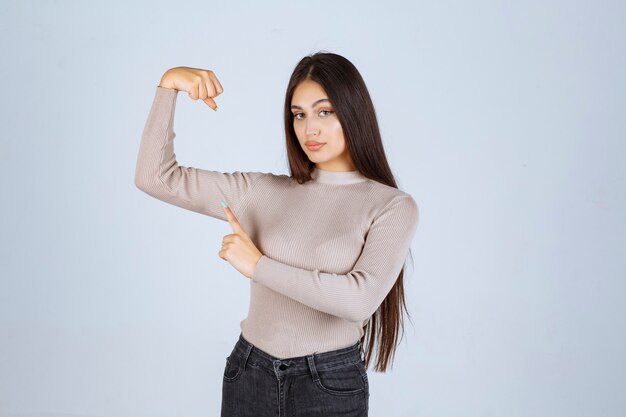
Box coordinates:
[310,166,368,185]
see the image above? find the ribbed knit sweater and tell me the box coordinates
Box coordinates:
[135,86,420,359]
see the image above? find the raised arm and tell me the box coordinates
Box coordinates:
[251,195,420,322]
[135,68,267,221]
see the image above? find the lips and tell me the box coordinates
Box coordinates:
[305,141,325,150]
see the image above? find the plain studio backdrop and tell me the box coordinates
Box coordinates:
[1,1,624,416]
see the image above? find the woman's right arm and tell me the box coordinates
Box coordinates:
[134,67,267,222]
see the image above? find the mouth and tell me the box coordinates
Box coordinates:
[305,141,325,151]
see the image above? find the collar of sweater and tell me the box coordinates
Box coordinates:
[310,166,369,185]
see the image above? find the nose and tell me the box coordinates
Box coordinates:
[305,119,320,136]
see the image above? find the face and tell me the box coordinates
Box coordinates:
[290,79,355,171]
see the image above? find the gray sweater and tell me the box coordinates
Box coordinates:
[135,86,419,358]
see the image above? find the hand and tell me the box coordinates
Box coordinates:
[218,200,263,279]
[159,66,223,110]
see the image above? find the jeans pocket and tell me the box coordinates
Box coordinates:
[223,353,244,383]
[313,361,367,396]
[354,359,369,388]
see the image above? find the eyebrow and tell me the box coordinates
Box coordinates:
[290,98,331,110]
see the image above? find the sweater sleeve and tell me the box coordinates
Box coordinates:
[134,86,266,221]
[251,195,419,323]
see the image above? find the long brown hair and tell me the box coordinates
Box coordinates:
[282,51,415,373]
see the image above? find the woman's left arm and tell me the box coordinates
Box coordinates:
[251,195,419,323]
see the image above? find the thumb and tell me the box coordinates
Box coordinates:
[204,97,218,111]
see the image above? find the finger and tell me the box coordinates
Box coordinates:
[198,79,208,100]
[209,71,224,95]
[224,207,243,233]
[188,83,198,100]
[203,96,218,110]
[220,200,243,233]
[204,76,216,98]
[204,78,218,110]
[218,236,231,258]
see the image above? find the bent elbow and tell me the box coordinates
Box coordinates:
[134,166,159,194]
[342,306,374,323]
[134,176,164,199]
[134,175,146,192]
[345,295,385,323]
[134,174,152,194]
[134,163,148,191]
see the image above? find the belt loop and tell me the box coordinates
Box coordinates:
[306,354,320,382]
[242,340,253,370]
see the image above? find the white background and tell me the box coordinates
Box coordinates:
[1,1,624,416]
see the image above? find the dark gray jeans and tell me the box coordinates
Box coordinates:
[221,333,369,417]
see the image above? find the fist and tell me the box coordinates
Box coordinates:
[159,66,223,110]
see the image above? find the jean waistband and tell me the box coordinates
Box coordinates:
[233,333,364,374]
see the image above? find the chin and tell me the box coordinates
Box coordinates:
[302,151,321,161]
[307,155,334,164]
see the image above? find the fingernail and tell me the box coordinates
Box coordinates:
[220,199,228,208]
[213,106,218,111]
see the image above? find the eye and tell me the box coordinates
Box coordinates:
[292,109,334,120]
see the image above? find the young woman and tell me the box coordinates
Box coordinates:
[135,51,419,417]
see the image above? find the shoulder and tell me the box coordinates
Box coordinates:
[366,180,417,207]
[229,171,290,187]
[365,181,419,225]
[245,171,293,188]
